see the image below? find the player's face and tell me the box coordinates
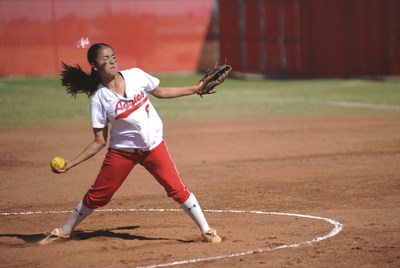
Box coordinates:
[92,46,118,78]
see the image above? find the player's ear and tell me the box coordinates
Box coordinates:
[90,63,98,72]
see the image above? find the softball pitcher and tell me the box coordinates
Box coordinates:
[48,43,221,243]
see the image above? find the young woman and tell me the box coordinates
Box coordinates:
[49,43,221,243]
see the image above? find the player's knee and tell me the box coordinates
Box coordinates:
[168,188,192,204]
[83,194,113,209]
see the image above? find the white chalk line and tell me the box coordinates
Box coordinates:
[1,208,343,267]
[252,97,400,110]
[323,101,400,110]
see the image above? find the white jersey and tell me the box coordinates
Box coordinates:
[90,68,163,151]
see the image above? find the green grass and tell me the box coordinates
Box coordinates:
[0,76,92,128]
[0,74,399,128]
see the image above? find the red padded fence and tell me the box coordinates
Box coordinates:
[218,0,400,78]
[2,0,399,78]
[0,0,214,76]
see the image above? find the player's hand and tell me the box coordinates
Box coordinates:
[51,160,73,174]
[196,81,204,92]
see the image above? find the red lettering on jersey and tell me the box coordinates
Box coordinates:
[115,101,123,114]
[115,96,149,119]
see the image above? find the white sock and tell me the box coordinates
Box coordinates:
[180,193,210,233]
[60,199,94,235]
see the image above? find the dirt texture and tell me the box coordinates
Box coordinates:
[1,114,400,268]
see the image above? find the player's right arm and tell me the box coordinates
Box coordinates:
[52,126,108,173]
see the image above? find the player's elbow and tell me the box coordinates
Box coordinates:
[93,139,107,149]
[149,87,169,99]
[99,141,107,148]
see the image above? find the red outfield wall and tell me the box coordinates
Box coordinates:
[0,0,214,76]
[218,0,400,78]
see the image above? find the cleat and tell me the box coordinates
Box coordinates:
[39,228,75,245]
[202,228,222,243]
[44,228,75,239]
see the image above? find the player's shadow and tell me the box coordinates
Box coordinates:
[0,233,48,244]
[76,226,195,243]
[0,226,195,244]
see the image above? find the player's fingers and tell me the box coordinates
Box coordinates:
[50,161,71,174]
[51,167,65,174]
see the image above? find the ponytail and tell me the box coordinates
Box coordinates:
[60,62,101,98]
[60,43,112,98]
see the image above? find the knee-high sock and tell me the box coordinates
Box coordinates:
[180,193,210,233]
[60,199,94,235]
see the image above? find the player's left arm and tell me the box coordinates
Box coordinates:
[149,81,203,99]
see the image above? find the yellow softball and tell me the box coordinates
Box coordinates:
[51,157,65,170]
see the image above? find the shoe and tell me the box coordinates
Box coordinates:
[39,228,75,245]
[202,228,222,243]
[45,228,75,239]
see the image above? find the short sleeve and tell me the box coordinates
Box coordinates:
[141,71,160,92]
[123,68,160,92]
[90,96,109,128]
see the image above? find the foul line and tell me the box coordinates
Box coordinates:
[1,208,343,268]
[323,101,400,110]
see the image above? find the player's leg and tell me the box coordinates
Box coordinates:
[180,193,222,243]
[180,192,210,232]
[83,148,138,208]
[51,148,137,237]
[53,199,94,237]
[141,141,221,242]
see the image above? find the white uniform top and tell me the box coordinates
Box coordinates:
[90,68,163,151]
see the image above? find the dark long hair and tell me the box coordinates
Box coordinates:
[60,43,112,98]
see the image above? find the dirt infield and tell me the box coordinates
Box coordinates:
[1,114,399,267]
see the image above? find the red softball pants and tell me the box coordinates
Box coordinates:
[83,141,191,209]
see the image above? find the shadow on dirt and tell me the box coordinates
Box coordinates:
[0,225,195,245]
